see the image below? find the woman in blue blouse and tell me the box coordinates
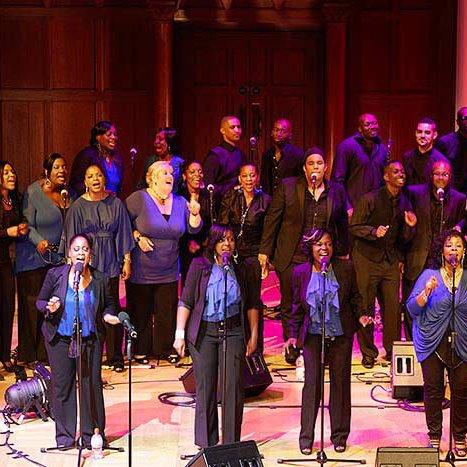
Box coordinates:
[284,228,367,455]
[36,233,120,449]
[16,153,71,364]
[126,160,201,363]
[173,224,259,447]
[61,164,134,372]
[407,229,467,456]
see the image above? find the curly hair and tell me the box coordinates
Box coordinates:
[427,229,467,269]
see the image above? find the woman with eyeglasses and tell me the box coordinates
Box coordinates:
[69,121,124,196]
[0,161,28,373]
[36,233,120,449]
[15,153,72,366]
[61,164,134,372]
[218,163,271,352]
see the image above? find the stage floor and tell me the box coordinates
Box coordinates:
[0,273,464,466]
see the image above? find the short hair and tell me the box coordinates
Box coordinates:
[181,160,203,175]
[43,153,65,179]
[157,127,179,154]
[68,232,93,251]
[240,162,259,174]
[456,106,467,120]
[427,229,467,269]
[301,228,334,260]
[84,164,106,183]
[303,147,326,166]
[90,121,114,147]
[146,160,172,186]
[220,115,240,127]
[204,224,235,263]
[417,117,437,129]
[383,160,402,175]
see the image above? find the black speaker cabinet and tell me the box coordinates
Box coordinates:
[179,353,272,398]
[185,440,263,467]
[376,447,439,467]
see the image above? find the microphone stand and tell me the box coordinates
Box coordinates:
[220,260,229,444]
[440,262,462,466]
[125,329,136,467]
[439,195,444,234]
[208,188,216,224]
[278,264,365,465]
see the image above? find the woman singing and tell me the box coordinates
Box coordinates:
[69,121,124,196]
[36,234,120,448]
[0,161,28,373]
[218,163,271,352]
[284,228,367,455]
[16,153,71,365]
[126,160,201,363]
[407,229,467,456]
[61,164,134,372]
[173,224,259,448]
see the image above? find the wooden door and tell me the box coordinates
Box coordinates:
[173,29,324,166]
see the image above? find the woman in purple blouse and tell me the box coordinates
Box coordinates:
[125,161,201,363]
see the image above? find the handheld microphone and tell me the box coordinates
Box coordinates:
[207,184,215,193]
[320,256,330,274]
[436,187,445,202]
[73,261,84,288]
[221,251,230,270]
[249,136,258,148]
[118,311,137,338]
[448,254,458,268]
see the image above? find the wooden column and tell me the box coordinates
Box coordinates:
[323,3,349,170]
[147,1,176,128]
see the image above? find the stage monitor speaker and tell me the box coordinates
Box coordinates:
[179,353,272,398]
[375,447,438,467]
[391,341,424,401]
[185,440,263,467]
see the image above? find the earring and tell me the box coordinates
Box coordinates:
[96,141,102,153]
[86,185,89,193]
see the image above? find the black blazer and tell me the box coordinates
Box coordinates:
[287,258,364,343]
[405,184,466,281]
[36,264,116,343]
[259,176,349,272]
[179,256,257,347]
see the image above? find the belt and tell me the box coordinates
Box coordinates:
[202,313,241,330]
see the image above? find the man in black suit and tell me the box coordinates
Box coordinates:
[258,147,349,357]
[402,117,447,186]
[436,106,467,193]
[350,161,417,368]
[404,159,466,338]
[260,118,303,195]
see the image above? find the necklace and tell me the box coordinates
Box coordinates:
[440,266,463,290]
[149,187,169,205]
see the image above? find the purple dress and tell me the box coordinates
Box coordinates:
[125,190,201,284]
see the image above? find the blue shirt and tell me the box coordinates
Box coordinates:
[202,264,241,322]
[58,285,96,337]
[407,268,467,363]
[306,267,343,338]
[104,159,121,195]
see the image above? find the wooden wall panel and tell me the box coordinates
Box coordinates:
[50,17,96,89]
[0,17,47,89]
[50,101,95,166]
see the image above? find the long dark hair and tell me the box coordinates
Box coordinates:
[0,160,21,207]
[90,121,114,147]
[204,224,234,263]
[158,127,179,155]
[427,229,467,269]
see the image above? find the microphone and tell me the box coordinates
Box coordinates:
[311,174,317,185]
[320,256,330,274]
[118,311,137,338]
[73,261,84,287]
[437,187,445,202]
[249,136,258,148]
[60,186,69,200]
[130,147,138,168]
[221,251,230,270]
[207,184,215,193]
[448,254,458,268]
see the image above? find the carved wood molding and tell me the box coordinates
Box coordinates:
[322,1,350,23]
[216,0,232,9]
[272,0,286,10]
[147,0,177,22]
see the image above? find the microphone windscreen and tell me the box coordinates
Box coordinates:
[221,251,230,265]
[74,261,84,273]
[118,311,130,323]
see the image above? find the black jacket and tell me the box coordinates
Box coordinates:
[288,258,364,343]
[260,176,349,271]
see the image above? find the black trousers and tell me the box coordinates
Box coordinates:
[125,281,178,357]
[352,250,400,358]
[45,334,105,447]
[0,262,15,362]
[300,333,352,449]
[420,353,467,441]
[401,276,415,340]
[103,276,124,364]
[17,267,48,363]
[188,321,245,448]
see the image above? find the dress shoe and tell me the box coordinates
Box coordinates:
[334,444,346,453]
[361,356,375,369]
